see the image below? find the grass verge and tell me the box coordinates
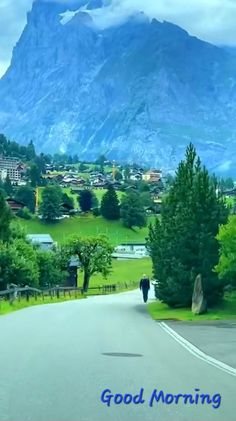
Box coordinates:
[0,294,84,316]
[147,292,236,321]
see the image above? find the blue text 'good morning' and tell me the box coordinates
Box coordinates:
[100,388,222,409]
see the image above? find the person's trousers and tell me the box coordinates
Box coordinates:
[142,288,149,303]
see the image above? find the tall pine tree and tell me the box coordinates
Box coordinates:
[101,185,120,220]
[0,191,12,242]
[147,144,228,307]
[4,175,13,197]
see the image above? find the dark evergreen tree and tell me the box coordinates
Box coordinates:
[40,186,63,222]
[26,140,36,161]
[29,163,41,187]
[3,175,13,197]
[100,185,120,220]
[78,190,93,212]
[0,191,12,242]
[114,170,123,181]
[120,192,147,229]
[62,193,74,209]
[147,144,228,307]
[15,186,36,213]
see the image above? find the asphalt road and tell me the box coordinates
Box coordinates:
[167,320,236,369]
[0,288,235,421]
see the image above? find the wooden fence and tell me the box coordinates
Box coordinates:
[0,281,139,305]
[0,284,118,303]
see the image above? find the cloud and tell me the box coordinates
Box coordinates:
[84,0,236,45]
[0,0,33,77]
[1,0,236,77]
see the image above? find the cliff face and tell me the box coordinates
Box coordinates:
[1,0,236,173]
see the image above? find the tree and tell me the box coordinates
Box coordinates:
[219,177,234,191]
[36,251,65,288]
[65,236,113,292]
[124,167,130,181]
[120,192,147,229]
[26,140,36,161]
[140,192,154,208]
[0,239,39,290]
[96,155,107,166]
[73,154,79,164]
[10,220,26,240]
[78,163,87,172]
[15,186,36,213]
[40,186,63,222]
[114,170,123,181]
[100,185,120,220]
[138,181,150,193]
[3,175,13,197]
[147,144,228,308]
[62,193,74,209]
[215,216,236,288]
[35,154,47,175]
[29,163,41,187]
[78,190,94,213]
[0,191,12,242]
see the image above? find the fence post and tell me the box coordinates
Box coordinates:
[56,289,59,299]
[26,290,29,302]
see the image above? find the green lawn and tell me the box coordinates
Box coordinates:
[148,292,236,321]
[20,216,153,245]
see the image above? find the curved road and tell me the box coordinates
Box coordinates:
[0,289,235,421]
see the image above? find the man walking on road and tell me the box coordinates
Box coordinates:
[140,274,150,303]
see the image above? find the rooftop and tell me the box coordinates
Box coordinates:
[26,234,54,244]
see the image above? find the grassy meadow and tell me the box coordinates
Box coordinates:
[89,258,152,287]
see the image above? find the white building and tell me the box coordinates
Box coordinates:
[0,156,21,182]
[114,243,148,257]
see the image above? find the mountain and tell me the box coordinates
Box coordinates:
[1,0,236,174]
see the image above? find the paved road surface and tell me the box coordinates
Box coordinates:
[167,320,236,369]
[0,289,235,421]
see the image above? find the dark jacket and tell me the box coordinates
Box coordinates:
[140,277,150,290]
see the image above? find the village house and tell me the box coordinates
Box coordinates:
[130,172,143,181]
[142,169,162,183]
[222,188,236,198]
[6,198,25,213]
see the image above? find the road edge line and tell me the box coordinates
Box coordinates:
[159,321,236,378]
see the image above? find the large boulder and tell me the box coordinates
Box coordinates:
[191,274,207,315]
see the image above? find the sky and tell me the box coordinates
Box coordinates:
[1,0,236,77]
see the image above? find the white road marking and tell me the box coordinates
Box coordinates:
[159,322,236,378]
